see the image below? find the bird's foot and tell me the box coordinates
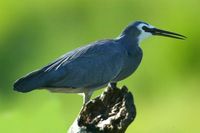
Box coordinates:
[108,82,117,89]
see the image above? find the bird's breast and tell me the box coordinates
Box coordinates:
[112,47,143,81]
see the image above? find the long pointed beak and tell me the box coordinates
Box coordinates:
[151,28,186,40]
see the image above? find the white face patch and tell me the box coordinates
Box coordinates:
[137,23,154,42]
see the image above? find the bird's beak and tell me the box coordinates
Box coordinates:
[150,28,186,40]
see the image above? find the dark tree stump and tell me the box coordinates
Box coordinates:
[68,86,136,133]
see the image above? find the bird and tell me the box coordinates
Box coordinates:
[13,21,186,104]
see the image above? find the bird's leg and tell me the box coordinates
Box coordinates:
[82,91,92,105]
[108,82,117,89]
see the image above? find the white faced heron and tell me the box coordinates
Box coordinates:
[13,21,186,104]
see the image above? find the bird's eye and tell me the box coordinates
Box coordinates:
[142,26,151,32]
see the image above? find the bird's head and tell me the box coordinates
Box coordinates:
[120,21,186,42]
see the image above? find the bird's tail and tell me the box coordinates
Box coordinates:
[13,70,45,93]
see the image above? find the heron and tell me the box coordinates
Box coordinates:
[13,21,186,104]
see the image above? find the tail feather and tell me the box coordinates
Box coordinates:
[13,70,44,93]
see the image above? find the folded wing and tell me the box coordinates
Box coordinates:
[14,40,125,92]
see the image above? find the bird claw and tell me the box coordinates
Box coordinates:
[108,82,117,89]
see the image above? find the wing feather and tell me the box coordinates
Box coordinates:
[42,40,125,89]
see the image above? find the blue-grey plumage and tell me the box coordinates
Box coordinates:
[13,21,186,104]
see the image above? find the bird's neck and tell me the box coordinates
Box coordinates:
[116,33,140,50]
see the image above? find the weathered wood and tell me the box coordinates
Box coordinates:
[68,86,136,133]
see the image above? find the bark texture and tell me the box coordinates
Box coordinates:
[68,86,136,133]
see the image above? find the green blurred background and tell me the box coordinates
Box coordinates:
[0,0,199,132]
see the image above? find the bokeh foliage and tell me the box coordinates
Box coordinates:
[0,0,199,132]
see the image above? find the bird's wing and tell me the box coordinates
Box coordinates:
[41,40,125,89]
